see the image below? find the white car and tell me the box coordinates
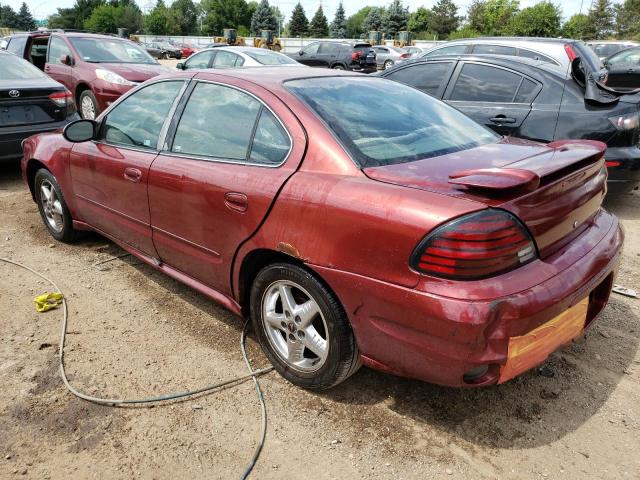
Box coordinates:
[176,46,304,70]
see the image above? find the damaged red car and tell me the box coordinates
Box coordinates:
[21,68,623,389]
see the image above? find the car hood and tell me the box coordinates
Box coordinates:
[96,63,171,82]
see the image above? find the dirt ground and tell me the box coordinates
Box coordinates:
[0,160,639,480]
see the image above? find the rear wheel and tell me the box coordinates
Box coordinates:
[332,64,345,70]
[384,59,394,69]
[79,90,99,120]
[34,169,78,243]
[250,263,360,390]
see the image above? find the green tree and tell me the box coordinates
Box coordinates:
[408,7,432,35]
[84,4,118,32]
[0,5,18,28]
[346,6,373,38]
[431,0,460,38]
[562,13,592,39]
[118,4,144,33]
[466,0,486,33]
[16,2,35,31]
[170,0,198,35]
[361,6,383,33]
[309,5,328,37]
[288,2,308,37]
[483,0,519,35]
[615,0,639,39]
[382,0,409,37]
[448,26,481,39]
[201,0,251,36]
[505,2,562,37]
[588,0,614,39]
[144,0,179,35]
[330,2,347,38]
[48,0,105,30]
[250,0,276,35]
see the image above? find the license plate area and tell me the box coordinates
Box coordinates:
[0,104,51,127]
[498,297,588,383]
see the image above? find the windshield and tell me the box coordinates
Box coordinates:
[245,50,298,65]
[1,54,48,80]
[70,38,157,64]
[286,77,498,168]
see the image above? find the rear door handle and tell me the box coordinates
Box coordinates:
[45,66,51,72]
[123,167,142,183]
[490,116,517,124]
[224,192,248,213]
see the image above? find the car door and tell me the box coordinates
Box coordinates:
[147,77,306,296]
[606,49,640,89]
[383,60,456,98]
[69,79,187,257]
[316,42,340,68]
[292,42,321,67]
[443,61,536,137]
[183,49,216,69]
[44,36,73,90]
[212,50,244,68]
[373,46,389,67]
[425,44,469,58]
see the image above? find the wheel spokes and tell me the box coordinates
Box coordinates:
[264,310,286,330]
[294,299,319,328]
[40,184,51,202]
[301,325,328,360]
[278,284,296,314]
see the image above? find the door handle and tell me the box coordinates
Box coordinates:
[224,192,248,213]
[45,66,51,71]
[123,167,142,183]
[490,116,517,124]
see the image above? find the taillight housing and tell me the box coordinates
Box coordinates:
[410,210,537,280]
[49,90,73,107]
[400,53,411,58]
[351,51,362,61]
[564,43,577,61]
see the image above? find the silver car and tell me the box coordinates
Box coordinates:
[372,45,410,70]
[587,40,640,62]
[402,46,423,57]
[176,46,302,70]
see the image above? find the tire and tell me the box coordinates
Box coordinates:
[164,52,170,60]
[34,169,78,243]
[384,59,394,69]
[78,90,99,120]
[332,64,345,70]
[250,263,360,390]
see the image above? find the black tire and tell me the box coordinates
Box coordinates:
[384,59,394,69]
[332,64,346,70]
[78,90,99,120]
[34,169,78,243]
[250,263,360,390]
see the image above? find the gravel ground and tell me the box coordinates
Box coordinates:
[0,160,639,479]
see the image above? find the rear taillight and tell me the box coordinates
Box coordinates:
[351,51,362,61]
[608,112,639,131]
[49,90,73,107]
[411,210,537,280]
[564,43,577,61]
[400,53,411,58]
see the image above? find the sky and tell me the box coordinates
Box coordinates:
[6,0,623,24]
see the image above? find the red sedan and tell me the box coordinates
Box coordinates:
[177,43,198,58]
[21,68,623,389]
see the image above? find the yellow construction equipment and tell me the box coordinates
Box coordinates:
[253,30,282,51]
[0,27,12,37]
[394,31,415,48]
[214,28,246,46]
[368,31,384,46]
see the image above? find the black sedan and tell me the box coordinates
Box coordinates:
[147,42,182,60]
[380,54,640,193]
[605,47,640,91]
[0,51,79,162]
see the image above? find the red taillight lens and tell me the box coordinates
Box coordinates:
[49,90,73,107]
[400,53,411,58]
[411,210,537,280]
[351,51,362,61]
[564,43,577,61]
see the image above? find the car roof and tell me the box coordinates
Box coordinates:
[443,36,578,44]
[587,40,639,45]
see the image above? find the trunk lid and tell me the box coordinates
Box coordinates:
[0,79,68,127]
[363,137,607,258]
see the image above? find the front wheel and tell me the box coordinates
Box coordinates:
[250,263,360,390]
[332,64,345,70]
[79,90,99,120]
[34,169,78,243]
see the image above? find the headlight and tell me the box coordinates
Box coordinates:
[608,112,639,131]
[95,69,135,87]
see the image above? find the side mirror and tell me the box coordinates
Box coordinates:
[176,62,184,70]
[298,50,304,56]
[61,54,74,66]
[63,119,97,143]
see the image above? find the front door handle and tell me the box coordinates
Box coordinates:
[123,167,142,183]
[45,65,51,72]
[224,192,248,213]
[490,116,517,124]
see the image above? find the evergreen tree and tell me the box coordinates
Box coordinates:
[0,5,18,28]
[288,2,308,37]
[16,2,36,30]
[309,5,328,38]
[330,2,347,38]
[48,0,106,30]
[382,0,409,37]
[615,0,640,39]
[431,0,460,39]
[466,0,486,33]
[250,0,277,35]
[588,0,615,39]
[170,0,198,35]
[361,7,382,33]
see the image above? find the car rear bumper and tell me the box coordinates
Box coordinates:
[0,115,79,161]
[350,64,377,74]
[311,209,623,387]
[605,145,640,192]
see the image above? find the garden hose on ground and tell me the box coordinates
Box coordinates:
[0,256,274,480]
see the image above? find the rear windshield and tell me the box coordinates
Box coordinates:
[591,43,625,58]
[286,77,498,168]
[0,54,48,80]
[245,50,298,65]
[70,38,157,64]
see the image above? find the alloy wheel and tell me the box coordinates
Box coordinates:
[261,280,329,373]
[39,180,64,233]
[81,96,96,120]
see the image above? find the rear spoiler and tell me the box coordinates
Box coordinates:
[449,140,606,193]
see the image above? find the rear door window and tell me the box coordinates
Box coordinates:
[517,48,556,64]
[449,63,524,103]
[385,61,453,96]
[472,45,516,56]
[426,45,467,57]
[302,43,320,56]
[319,43,340,55]
[6,36,27,56]
[249,109,290,165]
[213,51,241,68]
